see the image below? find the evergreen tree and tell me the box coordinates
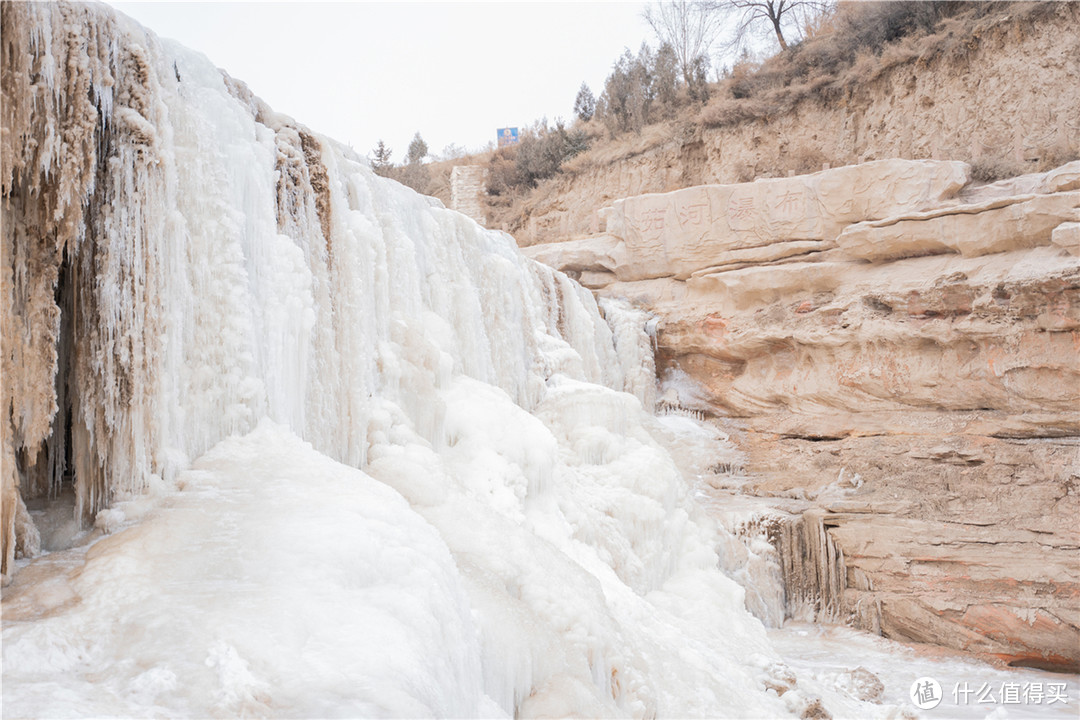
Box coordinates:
[371,140,392,175]
[399,132,430,193]
[597,46,655,136]
[573,82,596,122]
[688,54,711,104]
[628,43,655,133]
[406,132,428,165]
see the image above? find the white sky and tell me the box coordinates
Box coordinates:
[109,1,653,161]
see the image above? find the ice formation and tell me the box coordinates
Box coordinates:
[1,3,899,717]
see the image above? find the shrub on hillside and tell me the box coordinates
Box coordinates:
[970,156,1027,184]
[486,147,522,196]
[595,41,707,138]
[486,120,591,195]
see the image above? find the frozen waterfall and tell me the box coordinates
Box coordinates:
[0,3,917,718]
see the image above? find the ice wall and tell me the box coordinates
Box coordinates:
[1,3,884,717]
[0,1,633,567]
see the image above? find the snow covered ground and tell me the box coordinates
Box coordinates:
[0,414,838,718]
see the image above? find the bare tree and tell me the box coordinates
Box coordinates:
[643,1,725,86]
[721,0,831,52]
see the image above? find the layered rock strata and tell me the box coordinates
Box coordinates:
[524,159,1080,671]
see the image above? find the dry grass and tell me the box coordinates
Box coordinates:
[561,121,682,173]
[699,1,1066,130]
[971,143,1080,184]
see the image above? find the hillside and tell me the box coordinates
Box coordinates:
[427,2,1078,247]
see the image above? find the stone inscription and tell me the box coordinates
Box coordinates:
[607,160,971,281]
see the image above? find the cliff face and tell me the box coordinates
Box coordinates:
[510,3,1080,247]
[525,159,1080,670]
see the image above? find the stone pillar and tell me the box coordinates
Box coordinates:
[450,165,488,227]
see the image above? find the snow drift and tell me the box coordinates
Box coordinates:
[1,3,876,717]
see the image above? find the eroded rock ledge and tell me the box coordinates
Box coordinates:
[525,159,1080,671]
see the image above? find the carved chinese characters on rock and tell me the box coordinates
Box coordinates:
[627,197,671,246]
[773,189,803,218]
[726,194,755,229]
[641,207,666,233]
[725,182,819,245]
[725,190,764,247]
[765,184,821,240]
[677,200,709,229]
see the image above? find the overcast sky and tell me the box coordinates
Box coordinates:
[109,1,653,161]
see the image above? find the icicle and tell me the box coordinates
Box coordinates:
[778,510,848,624]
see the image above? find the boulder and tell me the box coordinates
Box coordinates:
[521,233,626,277]
[1052,221,1080,256]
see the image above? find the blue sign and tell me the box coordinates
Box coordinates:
[497,127,519,147]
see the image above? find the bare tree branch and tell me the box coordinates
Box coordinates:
[718,0,832,55]
[643,1,726,85]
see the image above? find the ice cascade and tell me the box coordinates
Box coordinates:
[1,4,887,718]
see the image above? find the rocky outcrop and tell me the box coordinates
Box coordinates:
[837,192,1080,261]
[524,159,1080,671]
[749,434,1080,672]
[600,159,968,281]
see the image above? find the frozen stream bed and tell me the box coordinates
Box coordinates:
[772,623,1077,719]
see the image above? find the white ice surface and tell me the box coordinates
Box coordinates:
[2,407,811,718]
[5,422,487,718]
[772,623,1078,720]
